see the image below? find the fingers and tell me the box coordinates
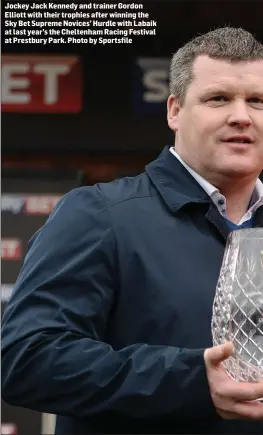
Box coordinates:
[204,341,233,367]
[204,341,263,420]
[222,381,263,402]
[215,388,263,420]
[231,400,263,420]
[218,403,263,421]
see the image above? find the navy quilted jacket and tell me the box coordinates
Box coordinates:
[2,146,263,434]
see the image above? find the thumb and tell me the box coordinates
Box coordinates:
[204,341,234,367]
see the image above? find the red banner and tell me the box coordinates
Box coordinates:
[1,239,22,260]
[1,55,82,112]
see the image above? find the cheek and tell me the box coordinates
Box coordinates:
[178,108,224,141]
[198,114,225,140]
[189,116,216,138]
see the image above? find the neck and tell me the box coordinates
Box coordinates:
[215,177,256,224]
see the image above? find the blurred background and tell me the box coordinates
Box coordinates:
[2,0,263,434]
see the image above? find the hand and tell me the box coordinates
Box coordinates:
[204,341,263,420]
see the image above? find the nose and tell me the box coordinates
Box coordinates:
[227,100,252,128]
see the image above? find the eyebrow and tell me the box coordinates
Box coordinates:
[201,88,263,97]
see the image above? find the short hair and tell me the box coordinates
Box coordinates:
[169,27,263,105]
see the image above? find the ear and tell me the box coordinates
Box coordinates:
[167,95,181,132]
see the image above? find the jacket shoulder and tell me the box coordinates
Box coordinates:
[96,172,155,208]
[54,172,156,215]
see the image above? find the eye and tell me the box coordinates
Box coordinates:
[248,97,263,104]
[210,96,228,102]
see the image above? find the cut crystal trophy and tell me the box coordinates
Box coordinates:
[211,228,263,383]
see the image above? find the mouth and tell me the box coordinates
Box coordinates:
[222,137,253,145]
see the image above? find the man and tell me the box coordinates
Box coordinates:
[2,27,263,434]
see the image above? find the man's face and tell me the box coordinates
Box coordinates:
[167,55,263,182]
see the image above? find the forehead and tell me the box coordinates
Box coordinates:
[190,55,263,93]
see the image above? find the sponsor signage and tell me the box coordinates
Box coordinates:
[1,194,62,215]
[1,55,82,112]
[24,195,61,215]
[1,284,14,303]
[1,423,17,435]
[1,195,24,214]
[1,239,22,260]
[133,57,170,114]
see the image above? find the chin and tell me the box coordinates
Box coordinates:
[218,154,260,176]
[219,164,259,178]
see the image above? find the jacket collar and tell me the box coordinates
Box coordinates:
[145,145,263,227]
[145,146,211,213]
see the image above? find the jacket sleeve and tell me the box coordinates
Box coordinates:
[1,186,217,420]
